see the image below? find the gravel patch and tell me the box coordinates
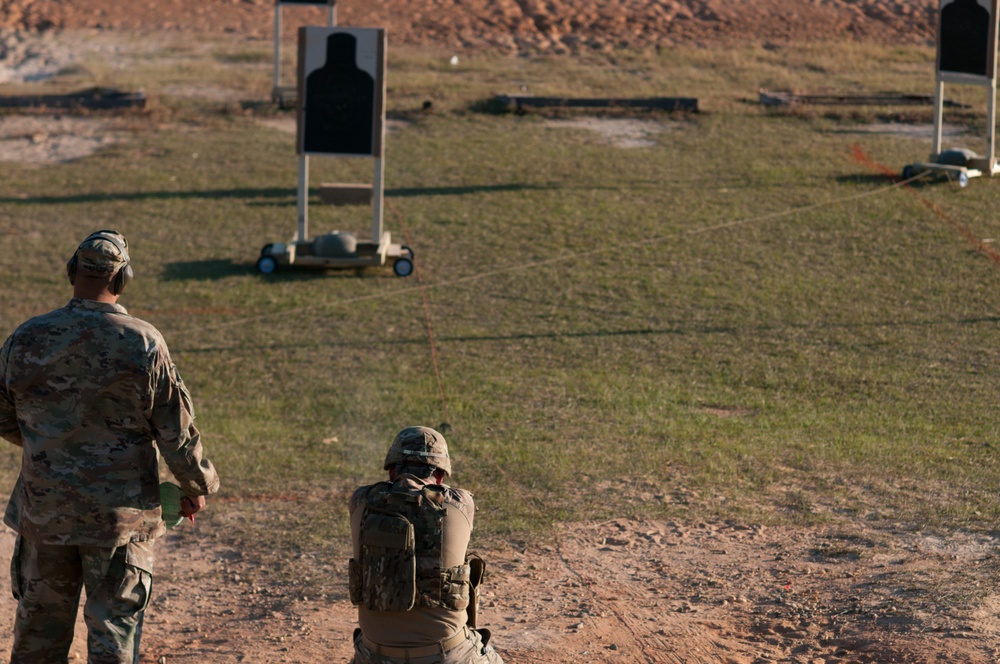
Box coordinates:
[0,115,121,164]
[544,117,671,148]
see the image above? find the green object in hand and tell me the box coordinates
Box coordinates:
[159,482,185,529]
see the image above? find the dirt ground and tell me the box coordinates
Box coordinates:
[0,0,942,54]
[0,1,998,662]
[0,516,996,663]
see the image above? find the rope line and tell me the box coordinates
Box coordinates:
[684,171,925,236]
[850,144,1000,266]
[171,173,918,337]
[390,204,451,424]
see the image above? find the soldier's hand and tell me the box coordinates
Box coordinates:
[180,495,206,518]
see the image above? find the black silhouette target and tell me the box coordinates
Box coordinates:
[938,0,998,78]
[297,28,385,156]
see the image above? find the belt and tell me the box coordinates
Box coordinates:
[362,626,470,659]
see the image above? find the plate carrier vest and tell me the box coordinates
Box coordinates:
[349,481,472,613]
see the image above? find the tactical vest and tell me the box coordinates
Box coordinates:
[349,481,471,613]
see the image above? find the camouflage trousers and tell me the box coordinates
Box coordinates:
[9,536,154,664]
[351,626,504,664]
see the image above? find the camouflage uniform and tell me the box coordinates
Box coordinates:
[348,427,503,664]
[0,232,220,664]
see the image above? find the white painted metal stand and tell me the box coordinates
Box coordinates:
[273,0,336,104]
[931,73,998,176]
[907,73,999,187]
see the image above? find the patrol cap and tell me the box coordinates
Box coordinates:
[384,426,451,477]
[75,231,129,275]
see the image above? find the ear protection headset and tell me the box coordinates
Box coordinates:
[66,230,133,296]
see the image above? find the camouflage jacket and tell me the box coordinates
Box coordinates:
[0,298,220,546]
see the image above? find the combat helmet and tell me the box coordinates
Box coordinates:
[383,426,451,477]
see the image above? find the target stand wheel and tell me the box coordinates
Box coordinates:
[393,257,414,277]
[257,255,277,274]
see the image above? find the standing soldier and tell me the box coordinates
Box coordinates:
[0,229,220,663]
[349,426,503,664]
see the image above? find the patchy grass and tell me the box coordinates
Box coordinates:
[0,34,998,566]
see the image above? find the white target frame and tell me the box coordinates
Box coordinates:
[933,0,1000,173]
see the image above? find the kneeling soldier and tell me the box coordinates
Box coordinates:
[348,426,503,664]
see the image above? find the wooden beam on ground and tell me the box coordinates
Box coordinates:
[0,87,146,110]
[758,89,970,108]
[494,94,698,112]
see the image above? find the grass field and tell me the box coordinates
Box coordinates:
[1,33,998,579]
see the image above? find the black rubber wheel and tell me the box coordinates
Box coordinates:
[257,255,277,274]
[393,257,414,277]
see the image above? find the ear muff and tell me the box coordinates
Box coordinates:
[66,253,78,285]
[111,259,133,296]
[66,230,133,295]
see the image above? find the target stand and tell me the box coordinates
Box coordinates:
[904,0,1000,187]
[258,27,414,278]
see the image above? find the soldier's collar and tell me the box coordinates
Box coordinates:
[67,297,128,316]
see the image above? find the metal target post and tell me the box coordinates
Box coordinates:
[933,77,999,173]
[273,0,336,104]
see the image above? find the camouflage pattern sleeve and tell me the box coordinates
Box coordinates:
[148,352,219,499]
[0,336,23,447]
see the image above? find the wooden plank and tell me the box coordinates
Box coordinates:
[318,183,373,206]
[495,95,698,112]
[759,89,969,108]
[0,87,146,110]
